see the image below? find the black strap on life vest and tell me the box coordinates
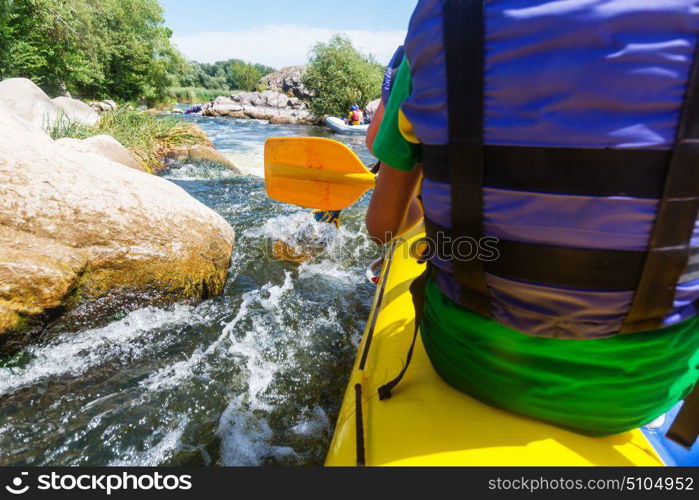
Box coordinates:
[442,0,491,318]
[422,145,670,198]
[666,383,699,449]
[621,39,699,334]
[423,218,696,290]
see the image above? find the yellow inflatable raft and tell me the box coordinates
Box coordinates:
[326,224,665,466]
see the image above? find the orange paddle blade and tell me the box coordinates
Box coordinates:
[264,137,375,211]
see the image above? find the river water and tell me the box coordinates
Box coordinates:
[0,115,382,466]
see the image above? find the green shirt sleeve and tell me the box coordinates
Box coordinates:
[373,57,421,171]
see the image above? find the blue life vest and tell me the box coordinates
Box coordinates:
[402,0,699,339]
[382,46,405,105]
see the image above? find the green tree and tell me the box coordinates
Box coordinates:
[0,0,186,103]
[303,34,383,117]
[227,60,263,91]
[96,0,187,103]
[0,0,105,95]
[174,59,274,92]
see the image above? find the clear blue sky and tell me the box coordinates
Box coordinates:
[161,0,416,35]
[160,0,417,67]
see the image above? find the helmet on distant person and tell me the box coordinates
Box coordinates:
[350,105,358,111]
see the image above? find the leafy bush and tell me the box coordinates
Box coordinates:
[49,109,211,173]
[303,35,384,118]
[227,61,267,91]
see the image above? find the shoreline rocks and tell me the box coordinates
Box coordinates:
[203,66,319,124]
[203,90,317,125]
[257,65,312,100]
[52,96,99,126]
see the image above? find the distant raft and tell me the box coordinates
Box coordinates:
[325,117,369,135]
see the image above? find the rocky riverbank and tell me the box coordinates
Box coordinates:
[0,78,237,354]
[203,66,320,125]
[203,91,316,124]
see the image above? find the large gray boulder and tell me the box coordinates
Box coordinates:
[257,66,312,100]
[0,78,98,130]
[203,91,316,124]
[56,135,147,172]
[0,78,61,131]
[51,96,99,126]
[0,108,235,352]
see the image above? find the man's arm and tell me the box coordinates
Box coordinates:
[366,162,423,244]
[366,101,386,154]
[366,56,422,244]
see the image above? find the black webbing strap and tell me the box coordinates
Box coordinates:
[443,0,491,318]
[422,145,669,198]
[621,41,699,334]
[666,383,699,449]
[424,218,658,290]
[378,268,430,400]
[354,383,366,465]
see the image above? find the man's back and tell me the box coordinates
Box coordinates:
[368,0,699,438]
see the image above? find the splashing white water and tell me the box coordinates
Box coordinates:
[247,212,338,253]
[224,150,264,177]
[109,419,190,466]
[216,273,301,465]
[298,259,363,287]
[0,306,201,396]
[291,406,330,437]
[217,396,296,466]
[163,161,239,181]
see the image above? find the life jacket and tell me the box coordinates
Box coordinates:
[382,45,406,105]
[351,110,363,123]
[402,0,699,340]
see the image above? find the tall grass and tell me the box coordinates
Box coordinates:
[168,87,230,104]
[49,109,211,173]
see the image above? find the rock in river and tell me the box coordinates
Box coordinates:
[257,65,312,100]
[0,78,99,130]
[0,108,235,353]
[203,90,316,125]
[56,135,148,172]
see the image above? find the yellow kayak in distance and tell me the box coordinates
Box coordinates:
[326,224,665,466]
